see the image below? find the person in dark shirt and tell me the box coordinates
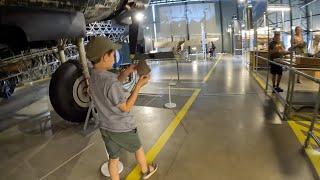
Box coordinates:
[269,31,288,92]
[209,41,216,57]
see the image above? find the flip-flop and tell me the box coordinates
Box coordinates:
[142,163,158,180]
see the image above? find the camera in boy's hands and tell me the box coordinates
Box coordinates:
[136,60,151,76]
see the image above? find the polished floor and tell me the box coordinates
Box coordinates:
[0,55,317,180]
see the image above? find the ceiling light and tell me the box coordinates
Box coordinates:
[267,5,290,12]
[135,12,145,22]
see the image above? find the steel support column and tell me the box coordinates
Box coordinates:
[58,39,67,63]
[77,38,90,86]
[129,16,139,57]
[305,0,311,47]
[266,11,270,92]
[285,0,295,120]
[219,0,224,53]
[185,2,191,54]
[304,85,320,148]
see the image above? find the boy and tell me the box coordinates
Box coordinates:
[86,36,158,180]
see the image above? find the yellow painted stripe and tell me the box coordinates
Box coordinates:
[292,113,320,121]
[305,148,320,176]
[202,55,222,83]
[288,121,320,176]
[126,88,201,180]
[293,119,320,130]
[251,72,265,90]
[288,121,320,140]
[291,114,313,121]
[288,121,318,147]
[288,121,306,144]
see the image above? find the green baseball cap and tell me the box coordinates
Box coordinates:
[85,36,122,63]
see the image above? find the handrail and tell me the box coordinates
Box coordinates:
[254,54,320,84]
[294,68,320,71]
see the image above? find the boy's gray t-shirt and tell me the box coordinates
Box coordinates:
[89,69,135,132]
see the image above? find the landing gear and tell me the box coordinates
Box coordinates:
[49,38,91,123]
[49,31,138,123]
[49,60,89,122]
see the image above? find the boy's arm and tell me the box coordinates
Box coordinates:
[117,84,141,112]
[117,75,150,112]
[118,64,136,83]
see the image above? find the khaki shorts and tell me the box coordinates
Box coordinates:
[100,128,141,159]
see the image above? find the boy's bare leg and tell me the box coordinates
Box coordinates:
[135,147,150,173]
[109,158,120,180]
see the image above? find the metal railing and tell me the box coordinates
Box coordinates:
[0,45,78,83]
[0,45,76,67]
[250,53,320,148]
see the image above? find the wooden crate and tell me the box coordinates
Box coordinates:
[249,51,269,68]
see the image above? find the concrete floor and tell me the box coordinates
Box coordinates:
[0,55,317,180]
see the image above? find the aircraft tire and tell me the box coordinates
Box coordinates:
[49,60,89,123]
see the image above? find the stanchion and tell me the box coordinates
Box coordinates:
[101,148,124,177]
[196,52,199,61]
[164,80,176,109]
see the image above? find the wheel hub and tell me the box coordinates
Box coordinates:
[72,76,90,108]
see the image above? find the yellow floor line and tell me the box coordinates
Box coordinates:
[288,121,318,146]
[288,121,320,139]
[125,88,201,180]
[202,54,222,83]
[288,121,320,177]
[292,113,320,121]
[251,72,265,89]
[305,148,320,176]
[293,119,320,130]
[288,121,310,144]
